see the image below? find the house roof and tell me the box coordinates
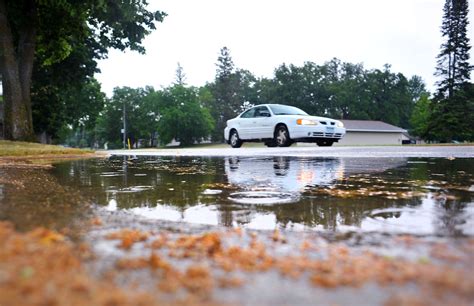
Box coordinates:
[341,120,407,133]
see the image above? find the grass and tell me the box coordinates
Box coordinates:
[0,140,93,157]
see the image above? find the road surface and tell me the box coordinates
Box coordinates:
[106,145,474,158]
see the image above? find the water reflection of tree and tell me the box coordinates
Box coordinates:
[422,159,474,236]
[433,198,469,236]
[248,197,421,230]
[53,156,225,210]
[49,156,474,235]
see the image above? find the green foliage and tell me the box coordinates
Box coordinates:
[93,84,214,148]
[428,83,474,142]
[243,59,419,128]
[95,87,158,148]
[410,94,432,139]
[1,0,165,141]
[34,0,166,66]
[207,47,255,141]
[85,54,433,146]
[329,61,369,120]
[157,85,214,146]
[269,62,330,115]
[435,0,471,98]
[429,0,473,142]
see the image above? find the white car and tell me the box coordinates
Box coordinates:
[224,104,346,148]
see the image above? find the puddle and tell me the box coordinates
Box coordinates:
[202,189,223,195]
[1,154,473,306]
[228,191,299,205]
[106,186,154,193]
[1,156,473,236]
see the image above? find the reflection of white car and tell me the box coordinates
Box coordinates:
[224,104,346,148]
[225,157,344,193]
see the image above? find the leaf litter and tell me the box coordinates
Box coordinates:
[1,209,474,306]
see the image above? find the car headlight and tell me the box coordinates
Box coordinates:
[296,119,318,125]
[336,121,344,128]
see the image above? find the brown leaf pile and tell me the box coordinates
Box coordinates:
[0,222,157,306]
[105,228,474,306]
[2,221,474,306]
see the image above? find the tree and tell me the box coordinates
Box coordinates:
[260,59,419,127]
[363,65,415,127]
[208,47,244,141]
[407,75,429,102]
[430,0,473,142]
[328,60,368,119]
[30,22,103,142]
[410,94,433,139]
[429,83,474,142]
[94,87,158,148]
[174,62,187,85]
[0,0,165,141]
[157,85,214,146]
[435,0,472,98]
[33,77,105,144]
[110,87,159,148]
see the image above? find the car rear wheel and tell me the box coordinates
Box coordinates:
[274,125,292,147]
[229,130,243,148]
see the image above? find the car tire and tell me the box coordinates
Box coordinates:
[274,125,292,147]
[316,140,334,147]
[229,130,243,148]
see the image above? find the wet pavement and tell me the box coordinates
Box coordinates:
[0,146,473,305]
[107,145,474,158]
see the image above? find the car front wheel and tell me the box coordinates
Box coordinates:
[274,125,292,147]
[229,130,243,148]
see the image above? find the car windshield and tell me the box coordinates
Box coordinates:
[269,105,308,116]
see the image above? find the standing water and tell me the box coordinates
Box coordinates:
[2,155,469,236]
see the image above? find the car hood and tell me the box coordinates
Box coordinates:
[229,114,342,124]
[277,114,340,123]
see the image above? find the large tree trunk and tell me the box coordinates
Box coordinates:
[0,0,36,141]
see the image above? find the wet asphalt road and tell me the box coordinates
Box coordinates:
[106,145,474,158]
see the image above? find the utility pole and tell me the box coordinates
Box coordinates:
[123,100,127,149]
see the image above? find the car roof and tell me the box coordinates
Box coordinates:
[254,104,290,108]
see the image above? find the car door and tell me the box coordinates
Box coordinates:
[237,107,256,139]
[250,106,274,139]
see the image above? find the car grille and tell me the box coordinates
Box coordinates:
[312,132,343,138]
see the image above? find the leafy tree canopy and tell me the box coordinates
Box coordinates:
[157,85,214,146]
[0,0,165,140]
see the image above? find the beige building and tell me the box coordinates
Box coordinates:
[336,120,407,146]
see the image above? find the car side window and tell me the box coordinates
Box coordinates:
[240,108,255,118]
[254,106,271,118]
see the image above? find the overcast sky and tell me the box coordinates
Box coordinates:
[96,0,474,97]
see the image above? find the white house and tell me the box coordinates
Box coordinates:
[336,120,408,146]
